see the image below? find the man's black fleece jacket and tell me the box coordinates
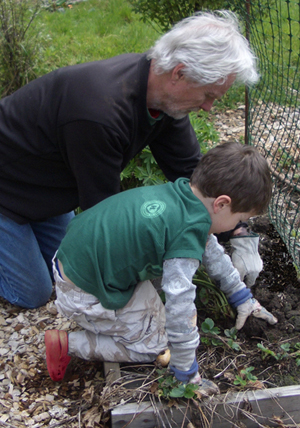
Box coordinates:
[0,53,200,224]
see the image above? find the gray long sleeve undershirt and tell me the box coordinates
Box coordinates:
[161,234,249,371]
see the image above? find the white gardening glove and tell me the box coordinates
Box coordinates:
[236,297,278,330]
[230,233,263,286]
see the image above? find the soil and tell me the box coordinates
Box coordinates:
[197,214,300,394]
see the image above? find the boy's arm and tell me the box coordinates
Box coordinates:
[202,234,277,329]
[202,234,251,306]
[161,258,200,374]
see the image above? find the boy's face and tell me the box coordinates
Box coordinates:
[210,204,253,235]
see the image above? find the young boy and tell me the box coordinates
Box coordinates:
[45,142,277,392]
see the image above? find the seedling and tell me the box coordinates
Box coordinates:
[201,318,223,346]
[224,327,241,351]
[233,366,258,388]
[155,368,199,400]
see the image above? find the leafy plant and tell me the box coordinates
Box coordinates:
[233,366,257,388]
[194,266,235,320]
[120,111,220,191]
[257,343,280,360]
[128,0,276,33]
[155,368,199,399]
[0,0,44,97]
[189,111,219,153]
[200,318,223,347]
[257,342,298,362]
[224,327,240,351]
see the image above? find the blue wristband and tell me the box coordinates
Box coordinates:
[169,357,199,383]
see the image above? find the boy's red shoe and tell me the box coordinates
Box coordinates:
[45,330,71,381]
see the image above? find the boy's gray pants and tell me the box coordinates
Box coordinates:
[53,261,168,363]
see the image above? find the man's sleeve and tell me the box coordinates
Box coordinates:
[162,257,200,371]
[149,116,201,181]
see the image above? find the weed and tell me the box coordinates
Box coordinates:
[155,368,199,400]
[194,267,235,321]
[257,341,300,363]
[224,327,241,351]
[233,366,258,388]
[0,0,44,97]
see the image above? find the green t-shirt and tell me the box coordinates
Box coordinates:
[57,178,211,309]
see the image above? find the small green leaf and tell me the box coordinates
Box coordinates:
[169,385,185,398]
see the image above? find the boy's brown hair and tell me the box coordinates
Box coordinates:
[190,142,272,214]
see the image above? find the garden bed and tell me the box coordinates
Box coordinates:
[0,214,299,427]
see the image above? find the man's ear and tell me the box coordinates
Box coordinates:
[171,63,186,83]
[213,195,231,214]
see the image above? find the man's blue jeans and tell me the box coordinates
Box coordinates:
[0,212,75,308]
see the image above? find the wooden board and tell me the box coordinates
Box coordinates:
[111,384,300,428]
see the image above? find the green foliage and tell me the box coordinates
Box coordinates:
[200,318,241,350]
[43,0,70,13]
[0,0,44,97]
[258,342,300,365]
[224,327,240,351]
[200,318,223,347]
[129,0,231,33]
[194,267,235,321]
[120,111,220,190]
[155,368,199,399]
[233,366,257,388]
[189,112,219,153]
[120,147,166,190]
[36,0,158,75]
[128,0,275,33]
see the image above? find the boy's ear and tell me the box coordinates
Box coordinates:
[213,195,231,214]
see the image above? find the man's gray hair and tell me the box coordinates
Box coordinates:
[147,10,259,87]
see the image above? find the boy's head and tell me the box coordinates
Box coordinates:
[190,142,272,233]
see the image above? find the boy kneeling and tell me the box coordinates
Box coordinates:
[45,142,276,393]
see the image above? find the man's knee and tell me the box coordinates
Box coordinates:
[0,270,53,309]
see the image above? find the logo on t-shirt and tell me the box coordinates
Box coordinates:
[140,200,166,218]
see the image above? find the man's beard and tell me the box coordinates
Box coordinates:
[164,108,189,120]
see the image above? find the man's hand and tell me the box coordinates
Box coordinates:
[230,233,263,286]
[236,297,278,330]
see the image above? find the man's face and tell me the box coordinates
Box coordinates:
[160,73,236,120]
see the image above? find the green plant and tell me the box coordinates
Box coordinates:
[128,0,275,33]
[155,368,199,399]
[194,267,235,321]
[257,343,280,360]
[120,147,166,190]
[233,366,257,388]
[189,111,219,153]
[36,0,157,75]
[200,318,223,347]
[0,0,43,97]
[200,318,241,350]
[120,111,221,191]
[257,342,296,362]
[224,327,240,351]
[43,0,69,13]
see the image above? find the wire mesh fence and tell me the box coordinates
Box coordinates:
[236,0,300,270]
